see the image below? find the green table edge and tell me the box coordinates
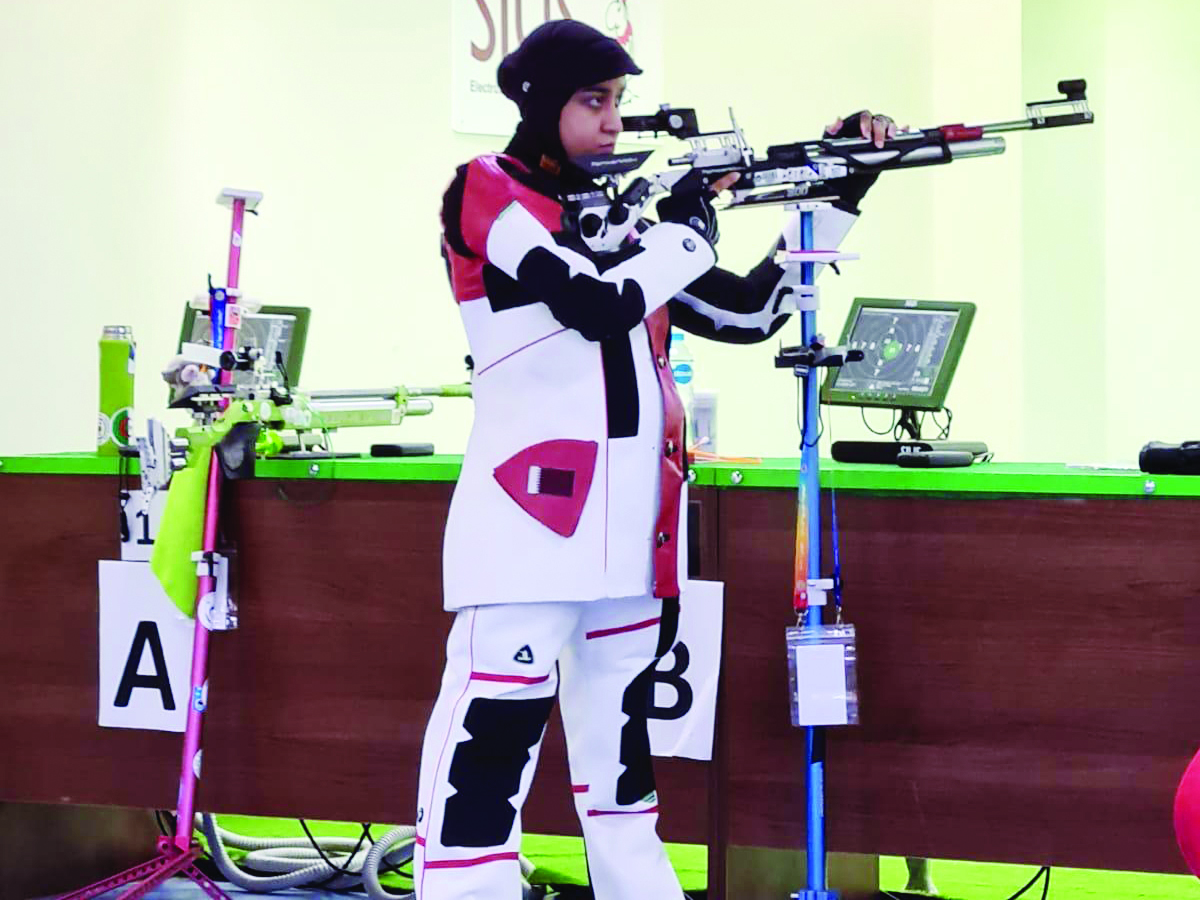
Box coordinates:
[1,452,1194,497]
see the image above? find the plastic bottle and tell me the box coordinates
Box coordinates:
[670,329,695,445]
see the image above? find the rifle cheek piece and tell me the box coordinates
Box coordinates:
[216,421,262,481]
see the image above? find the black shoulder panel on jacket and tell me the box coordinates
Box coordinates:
[483,264,541,313]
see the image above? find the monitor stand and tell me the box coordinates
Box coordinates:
[896,408,922,441]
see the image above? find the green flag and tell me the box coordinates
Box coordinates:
[150,448,213,618]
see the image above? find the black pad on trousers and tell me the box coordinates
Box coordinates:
[615,601,677,804]
[616,662,658,805]
[441,695,556,847]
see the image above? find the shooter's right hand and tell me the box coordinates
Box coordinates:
[655,173,738,244]
[656,188,719,243]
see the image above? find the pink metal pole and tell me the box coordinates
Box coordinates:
[170,456,222,850]
[171,195,244,850]
[61,197,249,899]
[221,198,245,360]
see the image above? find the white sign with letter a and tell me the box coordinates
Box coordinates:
[98,560,195,732]
[648,578,723,761]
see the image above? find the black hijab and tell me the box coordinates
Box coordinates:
[496,19,641,192]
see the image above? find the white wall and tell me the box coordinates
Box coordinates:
[1100,0,1200,456]
[0,1,1180,464]
[1021,0,1107,464]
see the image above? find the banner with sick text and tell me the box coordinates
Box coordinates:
[451,0,664,136]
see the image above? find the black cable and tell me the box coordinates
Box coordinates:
[274,350,291,393]
[893,410,919,442]
[860,406,898,436]
[930,406,953,440]
[878,864,1050,900]
[299,817,370,887]
[796,376,824,448]
[299,820,474,892]
[193,814,415,890]
[1003,866,1050,900]
[361,823,415,881]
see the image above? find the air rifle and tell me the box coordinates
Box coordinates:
[564,79,1093,253]
[140,350,471,492]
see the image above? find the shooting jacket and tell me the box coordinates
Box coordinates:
[439,153,857,610]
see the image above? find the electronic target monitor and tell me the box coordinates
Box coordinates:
[178,304,310,388]
[821,298,975,411]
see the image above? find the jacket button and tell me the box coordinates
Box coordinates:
[665,440,676,455]
[656,532,670,547]
[657,355,667,368]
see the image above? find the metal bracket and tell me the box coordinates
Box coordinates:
[783,250,861,266]
[217,187,263,212]
[191,551,238,631]
[773,283,820,313]
[136,419,189,493]
[805,577,835,607]
[179,342,226,369]
[785,200,835,214]
[793,284,820,312]
[775,338,864,373]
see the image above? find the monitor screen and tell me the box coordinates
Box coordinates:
[178,304,310,390]
[821,298,975,411]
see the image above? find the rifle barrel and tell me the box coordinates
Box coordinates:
[308,397,399,413]
[982,118,1039,134]
[307,388,401,401]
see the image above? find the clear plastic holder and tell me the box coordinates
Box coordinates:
[786,622,859,726]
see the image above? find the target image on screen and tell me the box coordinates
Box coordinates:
[821,298,975,411]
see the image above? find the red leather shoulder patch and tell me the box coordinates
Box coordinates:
[460,155,564,258]
[493,439,598,538]
[445,237,485,303]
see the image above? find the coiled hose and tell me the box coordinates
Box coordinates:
[198,813,544,898]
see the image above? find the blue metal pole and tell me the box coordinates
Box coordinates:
[799,208,827,893]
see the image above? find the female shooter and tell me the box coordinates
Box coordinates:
[416,19,897,900]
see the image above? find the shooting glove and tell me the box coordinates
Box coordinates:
[824,110,881,214]
[656,188,719,244]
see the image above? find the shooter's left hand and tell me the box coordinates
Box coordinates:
[825,111,909,148]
